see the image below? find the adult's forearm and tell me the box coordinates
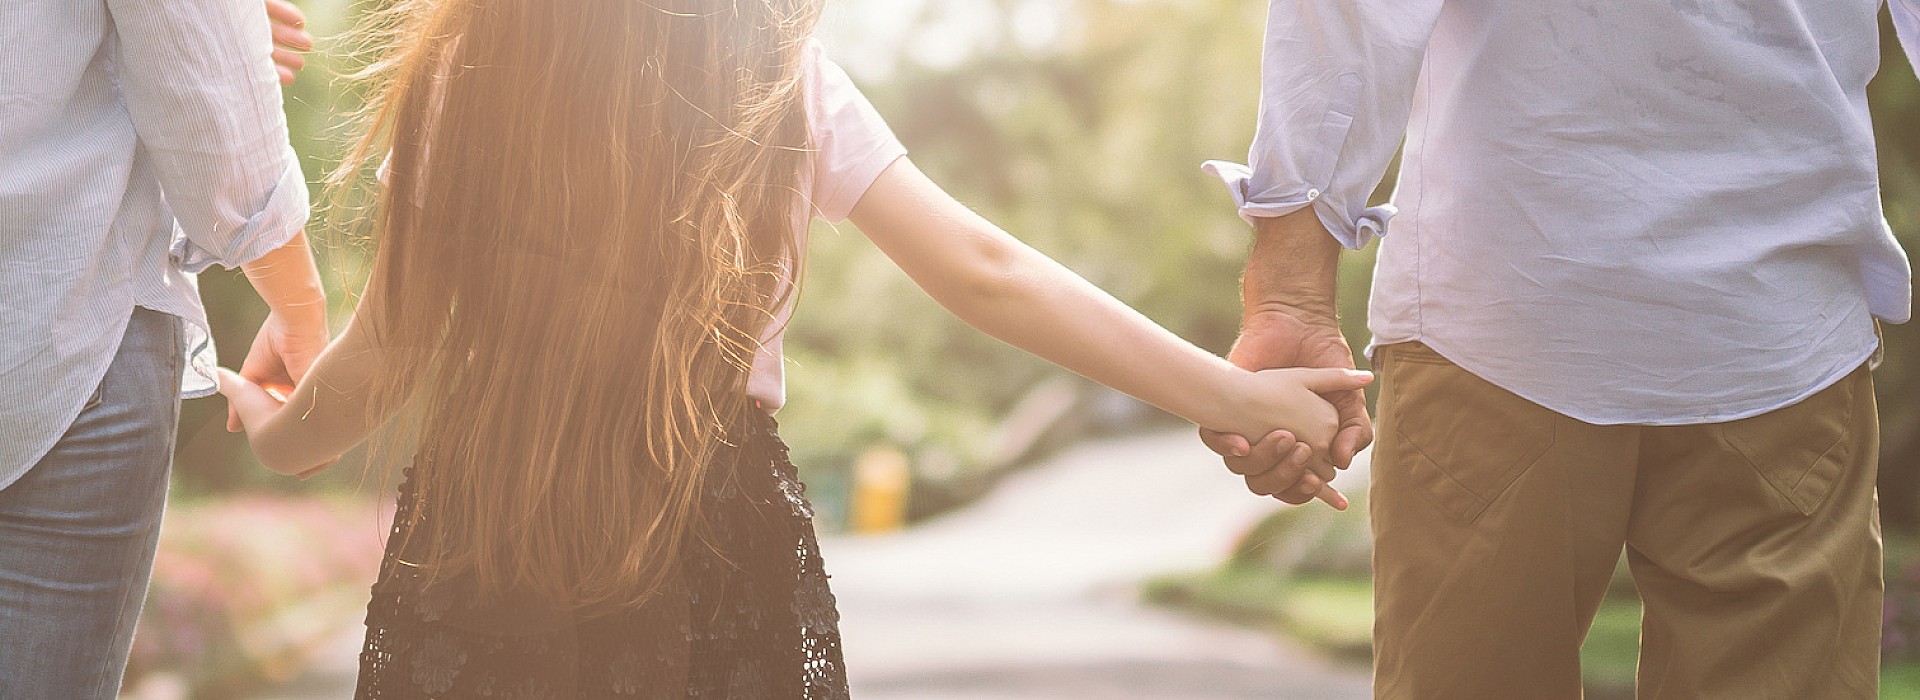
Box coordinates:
[242,231,327,320]
[1244,208,1342,324]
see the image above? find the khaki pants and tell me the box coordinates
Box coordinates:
[1370,342,1882,700]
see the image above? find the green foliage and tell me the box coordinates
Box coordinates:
[1871,14,1920,526]
[1142,570,1375,663]
[180,1,1920,518]
[781,0,1290,495]
[177,0,373,496]
[1886,663,1920,700]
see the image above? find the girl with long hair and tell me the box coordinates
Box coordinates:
[220,0,1368,696]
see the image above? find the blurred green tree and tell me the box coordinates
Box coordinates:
[176,0,372,496]
[783,0,1311,485]
[1869,11,1920,527]
[791,0,1920,523]
[177,0,1920,531]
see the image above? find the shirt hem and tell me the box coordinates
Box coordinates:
[1372,333,1881,426]
[0,307,136,492]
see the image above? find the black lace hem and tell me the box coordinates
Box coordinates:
[353,413,849,699]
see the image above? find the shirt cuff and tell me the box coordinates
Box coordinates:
[171,152,311,274]
[1201,160,1394,249]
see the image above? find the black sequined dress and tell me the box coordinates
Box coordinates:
[353,413,849,699]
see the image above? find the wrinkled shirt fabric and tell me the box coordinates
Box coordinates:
[0,0,308,486]
[1210,0,1920,425]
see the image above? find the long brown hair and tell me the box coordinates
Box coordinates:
[332,0,821,609]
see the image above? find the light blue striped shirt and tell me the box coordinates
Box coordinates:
[1,0,308,487]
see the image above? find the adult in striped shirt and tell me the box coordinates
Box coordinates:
[0,1,322,696]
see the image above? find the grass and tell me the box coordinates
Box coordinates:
[1143,567,1373,663]
[1885,664,1920,699]
[1151,528,1920,696]
[1144,567,1374,659]
[1145,569,1653,698]
[1154,530,1920,695]
[1579,598,1641,696]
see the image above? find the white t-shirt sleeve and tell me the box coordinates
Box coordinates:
[804,40,908,223]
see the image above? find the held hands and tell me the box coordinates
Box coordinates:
[222,305,331,479]
[219,368,335,479]
[225,309,328,432]
[226,229,329,471]
[1204,366,1372,510]
[1201,308,1377,507]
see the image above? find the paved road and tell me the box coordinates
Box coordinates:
[258,430,1373,699]
[826,429,1372,699]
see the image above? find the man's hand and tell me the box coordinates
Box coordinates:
[1223,427,1347,511]
[1202,309,1372,506]
[266,0,313,85]
[225,231,328,428]
[219,368,338,478]
[1200,207,1375,507]
[1232,308,1374,466]
[226,308,328,432]
[226,308,335,479]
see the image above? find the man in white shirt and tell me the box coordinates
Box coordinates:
[0,1,322,696]
[1203,1,1920,696]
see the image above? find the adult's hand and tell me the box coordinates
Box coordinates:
[266,0,313,85]
[226,308,329,432]
[1202,309,1372,506]
[1224,427,1348,510]
[1199,207,1374,507]
[225,232,328,437]
[226,307,336,479]
[1233,308,1374,464]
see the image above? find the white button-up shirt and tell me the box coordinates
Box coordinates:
[1210,0,1920,425]
[0,0,307,485]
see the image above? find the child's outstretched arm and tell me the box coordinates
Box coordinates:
[220,308,403,476]
[848,158,1370,505]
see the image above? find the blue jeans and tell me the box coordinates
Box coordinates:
[0,307,181,699]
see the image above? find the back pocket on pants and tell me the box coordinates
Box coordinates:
[1379,343,1558,525]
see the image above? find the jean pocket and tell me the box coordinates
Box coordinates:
[1719,371,1859,516]
[1381,343,1558,525]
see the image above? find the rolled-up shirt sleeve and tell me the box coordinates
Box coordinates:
[1203,0,1444,249]
[107,0,309,273]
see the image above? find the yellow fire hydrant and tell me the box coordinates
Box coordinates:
[850,445,910,534]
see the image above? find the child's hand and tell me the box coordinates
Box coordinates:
[1207,367,1373,507]
[1221,367,1372,448]
[218,369,334,479]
